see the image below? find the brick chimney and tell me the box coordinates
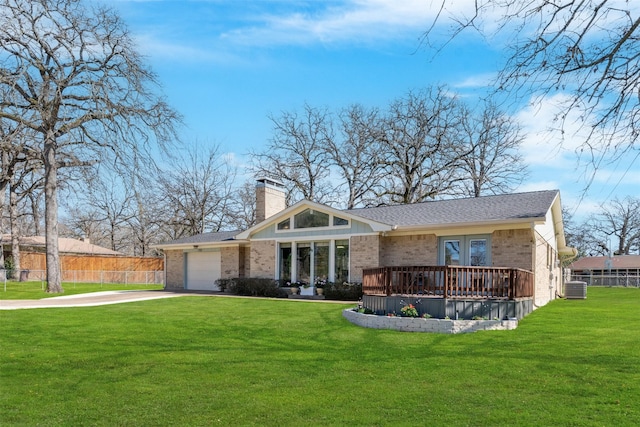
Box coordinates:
[255,178,286,223]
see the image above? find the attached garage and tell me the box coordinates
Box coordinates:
[185,250,221,291]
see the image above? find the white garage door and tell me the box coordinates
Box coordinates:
[186,251,221,291]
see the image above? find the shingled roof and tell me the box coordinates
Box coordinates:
[348,190,559,227]
[2,235,122,256]
[157,231,240,246]
[570,255,640,270]
[155,190,561,248]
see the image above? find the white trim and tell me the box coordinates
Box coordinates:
[236,199,392,240]
[252,231,379,242]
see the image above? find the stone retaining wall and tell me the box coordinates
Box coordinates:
[343,309,518,334]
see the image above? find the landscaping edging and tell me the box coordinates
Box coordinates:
[342,309,518,334]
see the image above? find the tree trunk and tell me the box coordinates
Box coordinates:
[0,151,6,276]
[9,182,21,280]
[44,138,63,293]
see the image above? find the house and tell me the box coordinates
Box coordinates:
[154,179,574,318]
[570,255,640,287]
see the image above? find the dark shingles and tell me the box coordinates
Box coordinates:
[347,190,559,227]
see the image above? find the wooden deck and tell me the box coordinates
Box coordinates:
[362,265,534,300]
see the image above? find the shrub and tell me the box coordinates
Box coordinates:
[226,278,286,298]
[214,278,233,293]
[324,282,362,301]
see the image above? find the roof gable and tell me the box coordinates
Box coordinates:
[236,200,391,239]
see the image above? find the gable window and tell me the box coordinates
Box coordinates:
[333,216,348,226]
[439,235,490,266]
[277,218,290,230]
[294,209,329,228]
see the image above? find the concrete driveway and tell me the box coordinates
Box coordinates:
[0,290,187,310]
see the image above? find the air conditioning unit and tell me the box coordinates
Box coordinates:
[565,281,587,299]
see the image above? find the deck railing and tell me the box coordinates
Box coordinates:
[362,265,534,300]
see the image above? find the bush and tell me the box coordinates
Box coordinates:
[215,278,233,293]
[324,282,362,301]
[223,278,287,298]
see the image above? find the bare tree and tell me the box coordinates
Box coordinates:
[226,180,257,231]
[127,183,164,257]
[424,1,640,176]
[586,197,640,256]
[456,101,528,197]
[325,104,384,208]
[156,144,236,238]
[251,104,336,205]
[65,171,134,252]
[377,87,467,205]
[0,0,180,292]
[0,122,28,273]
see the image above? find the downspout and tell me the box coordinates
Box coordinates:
[163,251,167,290]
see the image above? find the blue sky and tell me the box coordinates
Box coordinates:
[109,0,639,219]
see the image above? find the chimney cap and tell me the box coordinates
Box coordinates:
[256,177,285,188]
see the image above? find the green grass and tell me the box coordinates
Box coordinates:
[0,281,163,299]
[1,287,639,426]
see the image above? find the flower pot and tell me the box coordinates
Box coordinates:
[316,288,324,296]
[290,287,299,295]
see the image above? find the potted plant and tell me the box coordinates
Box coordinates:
[288,281,299,295]
[315,278,327,295]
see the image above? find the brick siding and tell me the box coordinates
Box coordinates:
[250,240,276,279]
[164,250,184,290]
[380,234,438,266]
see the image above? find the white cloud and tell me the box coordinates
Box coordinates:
[517,181,560,193]
[220,0,478,47]
[516,93,600,168]
[453,73,495,89]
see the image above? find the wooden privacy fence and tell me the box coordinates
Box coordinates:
[19,252,163,272]
[362,265,534,300]
[7,252,165,284]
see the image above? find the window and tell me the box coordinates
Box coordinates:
[333,216,348,226]
[314,242,329,283]
[294,209,329,228]
[277,218,290,230]
[279,243,292,281]
[440,235,490,266]
[296,243,311,283]
[444,240,460,265]
[335,240,349,283]
[278,240,349,284]
[469,239,487,266]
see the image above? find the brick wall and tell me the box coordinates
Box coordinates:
[350,235,381,283]
[165,250,184,290]
[221,246,240,279]
[250,240,276,279]
[242,245,250,278]
[491,229,534,270]
[380,234,438,266]
[533,233,561,306]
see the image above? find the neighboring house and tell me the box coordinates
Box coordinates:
[155,179,574,316]
[1,235,163,283]
[570,255,640,287]
[2,235,123,258]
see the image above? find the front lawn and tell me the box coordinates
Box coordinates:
[1,287,639,426]
[0,281,163,299]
